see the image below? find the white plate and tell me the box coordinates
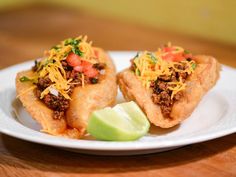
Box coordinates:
[0,52,236,156]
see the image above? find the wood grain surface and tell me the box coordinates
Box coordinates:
[0,4,235,177]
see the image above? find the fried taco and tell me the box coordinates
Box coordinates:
[16,36,117,138]
[117,44,220,128]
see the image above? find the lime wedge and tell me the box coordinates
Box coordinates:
[87,101,150,141]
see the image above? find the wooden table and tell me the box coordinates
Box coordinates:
[0,5,235,177]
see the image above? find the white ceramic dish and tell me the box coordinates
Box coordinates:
[0,52,236,155]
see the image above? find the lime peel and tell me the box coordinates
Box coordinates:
[87,101,150,141]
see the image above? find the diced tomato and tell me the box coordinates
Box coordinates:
[163,47,174,52]
[173,52,185,62]
[81,61,92,68]
[162,52,185,62]
[183,53,192,59]
[80,61,93,71]
[73,60,99,77]
[81,60,99,77]
[73,65,83,72]
[66,52,81,67]
[84,68,99,78]
[162,53,175,61]
[94,49,99,58]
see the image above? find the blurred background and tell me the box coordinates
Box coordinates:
[0,0,236,68]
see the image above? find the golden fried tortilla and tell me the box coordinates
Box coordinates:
[117,55,221,128]
[16,47,117,138]
[66,48,117,134]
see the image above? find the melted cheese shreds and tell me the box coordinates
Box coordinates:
[34,35,98,99]
[170,60,195,75]
[133,52,172,88]
[79,42,92,58]
[133,44,195,99]
[168,77,186,99]
[81,74,85,88]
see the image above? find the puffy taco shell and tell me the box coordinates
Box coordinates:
[66,48,117,134]
[117,55,220,128]
[16,47,117,138]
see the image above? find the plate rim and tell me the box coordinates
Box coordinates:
[0,115,235,151]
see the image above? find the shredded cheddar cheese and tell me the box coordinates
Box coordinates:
[81,73,85,88]
[167,77,186,99]
[133,44,196,99]
[31,35,99,99]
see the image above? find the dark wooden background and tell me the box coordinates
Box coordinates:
[0,4,235,177]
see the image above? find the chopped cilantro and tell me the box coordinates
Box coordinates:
[72,47,83,56]
[36,59,54,71]
[147,52,157,64]
[72,39,79,45]
[192,63,197,70]
[51,45,60,50]
[64,38,73,46]
[90,78,98,84]
[64,38,80,46]
[63,51,70,57]
[134,52,140,58]
[63,38,83,56]
[184,50,190,54]
[20,76,32,82]
[33,60,40,70]
[136,68,141,76]
[44,59,54,66]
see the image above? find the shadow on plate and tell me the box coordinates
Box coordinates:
[149,124,180,135]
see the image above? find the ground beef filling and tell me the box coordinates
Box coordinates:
[34,60,105,120]
[150,62,190,118]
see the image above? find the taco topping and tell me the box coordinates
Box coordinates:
[131,43,196,118]
[20,36,106,119]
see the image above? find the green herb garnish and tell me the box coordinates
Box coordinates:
[20,76,32,82]
[134,52,140,58]
[184,50,190,54]
[72,47,83,56]
[147,52,157,64]
[136,68,141,76]
[44,59,54,65]
[64,38,73,46]
[90,78,98,84]
[64,38,80,46]
[192,63,197,70]
[63,38,83,56]
[51,45,60,50]
[36,59,54,72]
